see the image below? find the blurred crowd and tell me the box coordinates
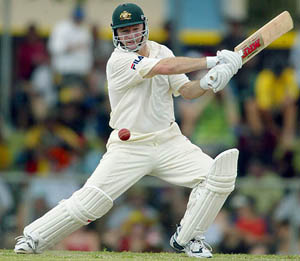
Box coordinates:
[1,5,300,255]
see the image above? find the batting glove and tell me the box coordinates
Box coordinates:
[200,63,233,93]
[206,56,219,69]
[217,49,242,74]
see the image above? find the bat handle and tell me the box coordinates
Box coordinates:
[209,50,243,81]
[237,49,243,60]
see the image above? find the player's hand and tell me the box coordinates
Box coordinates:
[217,49,242,74]
[211,63,233,92]
[200,63,233,93]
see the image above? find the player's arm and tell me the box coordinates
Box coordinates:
[144,56,218,78]
[179,80,208,99]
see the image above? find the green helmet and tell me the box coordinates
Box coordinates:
[111,3,146,29]
[111,3,149,52]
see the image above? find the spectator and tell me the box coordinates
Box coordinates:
[105,187,158,231]
[30,55,56,121]
[18,113,84,175]
[254,55,299,149]
[48,4,92,80]
[58,102,85,135]
[231,195,269,250]
[274,191,300,228]
[16,23,48,82]
[220,18,245,51]
[275,149,297,178]
[102,187,163,252]
[12,24,47,128]
[118,210,162,252]
[238,159,284,216]
[10,81,35,130]
[48,4,92,112]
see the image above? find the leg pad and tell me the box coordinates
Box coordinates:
[176,149,238,246]
[24,186,113,251]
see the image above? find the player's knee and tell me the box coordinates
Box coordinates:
[65,185,113,225]
[206,149,239,194]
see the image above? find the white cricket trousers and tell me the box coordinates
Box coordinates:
[85,122,213,200]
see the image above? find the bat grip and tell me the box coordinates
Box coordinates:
[210,50,243,81]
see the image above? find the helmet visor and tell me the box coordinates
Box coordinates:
[113,27,148,52]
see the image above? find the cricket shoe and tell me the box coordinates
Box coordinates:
[170,225,212,258]
[14,234,41,254]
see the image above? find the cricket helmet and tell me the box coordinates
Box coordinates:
[111,3,149,52]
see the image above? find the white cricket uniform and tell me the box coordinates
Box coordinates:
[85,40,213,200]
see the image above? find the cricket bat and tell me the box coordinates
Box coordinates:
[235,10,294,64]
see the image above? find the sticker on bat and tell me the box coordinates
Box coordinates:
[241,34,264,61]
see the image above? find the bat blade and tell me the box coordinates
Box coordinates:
[235,11,294,64]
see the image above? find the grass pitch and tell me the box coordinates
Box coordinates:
[0,250,299,260]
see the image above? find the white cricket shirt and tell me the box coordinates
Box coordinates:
[106,41,190,133]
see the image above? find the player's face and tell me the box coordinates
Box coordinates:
[117,24,145,51]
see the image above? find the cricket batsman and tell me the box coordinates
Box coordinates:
[15,3,242,258]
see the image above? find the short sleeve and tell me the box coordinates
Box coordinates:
[168,74,190,97]
[107,52,161,91]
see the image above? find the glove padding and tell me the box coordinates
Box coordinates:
[200,63,234,93]
[217,49,242,74]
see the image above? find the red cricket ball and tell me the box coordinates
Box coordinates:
[118,128,131,141]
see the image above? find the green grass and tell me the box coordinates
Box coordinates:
[0,250,300,261]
